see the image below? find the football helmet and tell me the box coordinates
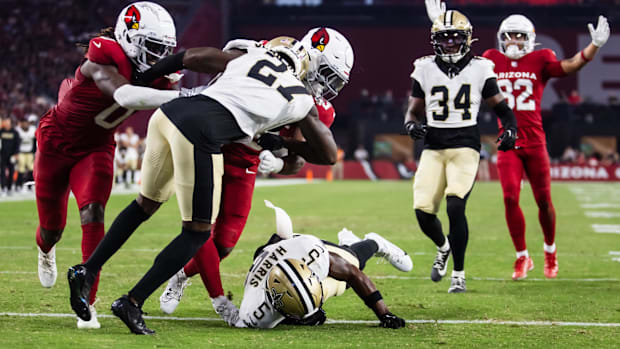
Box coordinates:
[265,258,323,320]
[301,27,354,100]
[264,36,310,81]
[497,14,536,60]
[431,10,473,64]
[114,1,177,72]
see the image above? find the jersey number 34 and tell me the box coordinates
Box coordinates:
[431,84,471,121]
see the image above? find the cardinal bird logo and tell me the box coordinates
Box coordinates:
[124,5,141,30]
[311,28,330,52]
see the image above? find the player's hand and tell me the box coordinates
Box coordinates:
[497,128,517,151]
[588,15,610,48]
[179,85,208,97]
[257,133,284,151]
[425,0,446,23]
[258,150,284,174]
[404,121,427,140]
[379,312,406,329]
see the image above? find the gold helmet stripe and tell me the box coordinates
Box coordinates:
[281,260,315,314]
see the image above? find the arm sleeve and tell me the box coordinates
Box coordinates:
[492,100,517,131]
[481,77,501,99]
[542,49,567,79]
[112,84,179,110]
[411,79,425,98]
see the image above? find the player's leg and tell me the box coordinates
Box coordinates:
[444,147,479,293]
[497,149,533,280]
[523,145,558,278]
[413,149,449,281]
[33,149,72,288]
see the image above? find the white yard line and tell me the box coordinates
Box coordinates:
[0,312,618,327]
[591,224,620,234]
[581,203,620,208]
[585,211,620,218]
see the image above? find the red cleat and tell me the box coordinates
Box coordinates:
[544,251,558,278]
[512,256,534,281]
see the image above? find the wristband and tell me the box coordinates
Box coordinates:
[580,50,591,62]
[362,290,383,308]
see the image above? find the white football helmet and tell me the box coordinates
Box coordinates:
[265,258,323,320]
[301,27,354,101]
[497,14,536,60]
[114,1,177,72]
[264,36,310,81]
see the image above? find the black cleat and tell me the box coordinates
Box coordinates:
[430,248,450,282]
[111,295,155,335]
[67,264,94,321]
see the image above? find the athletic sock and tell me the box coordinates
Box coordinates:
[194,238,224,298]
[452,270,465,279]
[84,200,150,272]
[439,239,450,252]
[129,227,211,304]
[415,209,446,247]
[446,196,468,272]
[349,239,378,271]
[36,226,54,253]
[81,222,105,305]
[516,249,529,259]
[543,243,556,254]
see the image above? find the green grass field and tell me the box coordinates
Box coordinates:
[1,180,619,348]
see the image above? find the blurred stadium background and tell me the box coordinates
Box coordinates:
[1,0,619,186]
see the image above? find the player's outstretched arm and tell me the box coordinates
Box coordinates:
[561,15,610,74]
[280,106,338,165]
[328,252,406,329]
[81,60,179,110]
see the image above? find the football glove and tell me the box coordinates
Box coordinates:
[379,312,406,329]
[404,121,427,140]
[588,15,610,48]
[257,133,284,151]
[258,150,284,174]
[497,128,517,151]
[425,0,446,23]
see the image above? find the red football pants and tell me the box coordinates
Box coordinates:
[497,144,556,252]
[34,148,113,304]
[185,161,258,298]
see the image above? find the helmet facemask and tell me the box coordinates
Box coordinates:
[305,53,349,101]
[432,30,471,64]
[498,31,534,60]
[133,35,175,72]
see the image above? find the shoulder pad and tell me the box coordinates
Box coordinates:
[413,55,435,66]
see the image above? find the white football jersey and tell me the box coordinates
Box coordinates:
[203,47,315,141]
[411,56,496,128]
[236,234,330,329]
[16,125,35,153]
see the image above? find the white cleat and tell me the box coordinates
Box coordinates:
[159,269,190,314]
[77,304,101,329]
[38,246,57,288]
[337,228,362,246]
[365,232,413,272]
[212,295,240,327]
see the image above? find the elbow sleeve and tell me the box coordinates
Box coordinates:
[113,84,179,110]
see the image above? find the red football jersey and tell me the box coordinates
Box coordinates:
[482,48,566,147]
[38,37,135,156]
[222,98,336,166]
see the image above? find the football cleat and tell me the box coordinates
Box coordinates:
[77,303,101,329]
[111,295,154,335]
[430,247,450,282]
[365,233,413,272]
[159,269,190,314]
[38,246,57,288]
[337,228,362,246]
[512,256,534,281]
[544,251,558,279]
[448,276,466,293]
[67,264,95,321]
[212,295,240,327]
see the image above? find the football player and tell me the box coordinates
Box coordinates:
[426,2,610,280]
[68,36,339,335]
[404,11,517,293]
[33,1,184,329]
[158,28,355,322]
[234,201,408,329]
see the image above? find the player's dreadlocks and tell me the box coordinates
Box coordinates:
[77,27,115,54]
